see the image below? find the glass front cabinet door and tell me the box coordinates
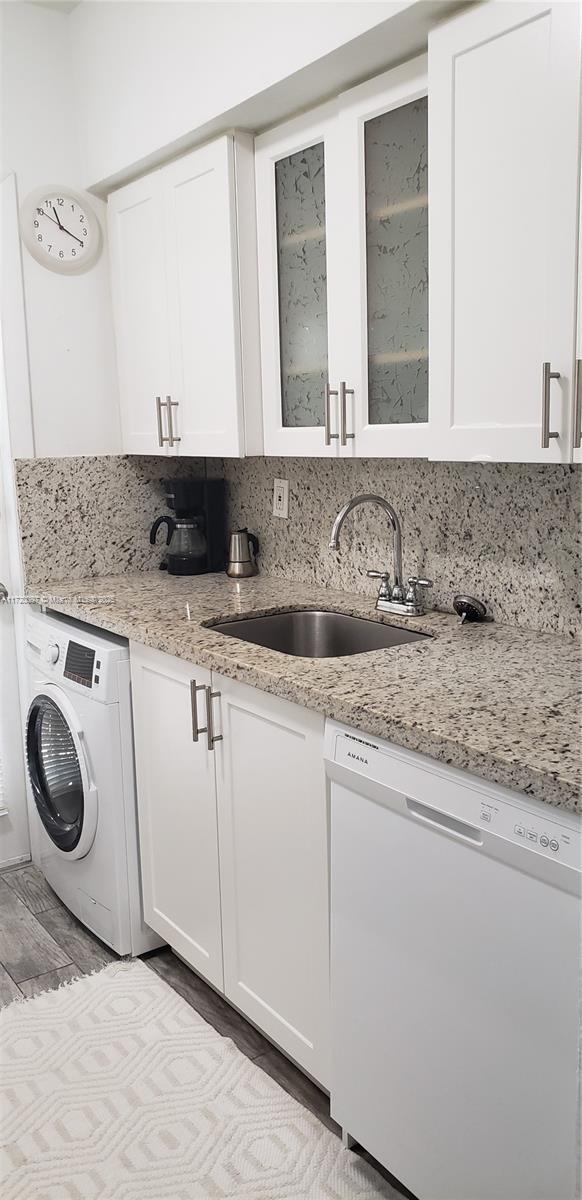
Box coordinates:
[255,58,429,458]
[330,56,429,457]
[255,103,339,456]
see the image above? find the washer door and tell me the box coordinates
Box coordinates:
[26,689,98,860]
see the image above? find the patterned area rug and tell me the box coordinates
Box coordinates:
[0,959,399,1199]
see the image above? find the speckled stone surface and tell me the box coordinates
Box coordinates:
[222,457,582,636]
[15,456,581,636]
[14,455,205,584]
[29,572,582,813]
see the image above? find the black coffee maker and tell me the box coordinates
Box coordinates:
[150,479,226,576]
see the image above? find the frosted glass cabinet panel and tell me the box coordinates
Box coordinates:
[256,65,430,458]
[365,98,428,427]
[327,55,430,457]
[275,143,328,429]
[256,103,341,456]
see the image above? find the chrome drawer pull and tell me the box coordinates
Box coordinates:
[574,359,581,450]
[166,396,181,447]
[325,383,339,446]
[156,396,170,446]
[205,686,223,751]
[190,680,207,742]
[541,362,560,448]
[339,381,355,446]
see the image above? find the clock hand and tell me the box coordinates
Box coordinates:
[39,208,84,246]
[40,210,61,229]
[57,223,84,246]
[51,205,64,231]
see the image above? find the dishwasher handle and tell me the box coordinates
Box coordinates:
[405,796,483,845]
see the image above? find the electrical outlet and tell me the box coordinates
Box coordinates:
[273,478,289,519]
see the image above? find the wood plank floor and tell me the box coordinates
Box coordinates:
[0,863,413,1200]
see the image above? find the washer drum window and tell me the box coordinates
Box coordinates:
[26,695,85,852]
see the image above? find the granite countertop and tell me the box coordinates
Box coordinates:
[31,572,581,813]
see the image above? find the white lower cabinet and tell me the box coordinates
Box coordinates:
[214,674,330,1087]
[130,643,330,1087]
[129,643,224,990]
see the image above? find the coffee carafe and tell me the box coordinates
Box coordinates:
[149,478,227,576]
[150,515,208,575]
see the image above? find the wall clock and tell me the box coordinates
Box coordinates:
[20,185,102,274]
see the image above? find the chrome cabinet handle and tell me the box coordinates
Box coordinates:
[574,359,582,450]
[190,680,208,742]
[541,362,560,448]
[325,383,339,446]
[156,396,170,447]
[339,381,355,446]
[205,686,223,751]
[166,396,181,447]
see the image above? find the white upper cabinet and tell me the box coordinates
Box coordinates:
[332,57,429,458]
[429,1,581,463]
[573,164,582,466]
[108,134,261,457]
[107,172,170,455]
[255,103,339,457]
[256,63,429,459]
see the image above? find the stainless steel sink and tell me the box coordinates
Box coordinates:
[208,609,429,658]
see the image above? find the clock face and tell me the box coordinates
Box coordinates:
[20,186,101,274]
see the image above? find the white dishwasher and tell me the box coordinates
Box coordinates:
[325,721,581,1200]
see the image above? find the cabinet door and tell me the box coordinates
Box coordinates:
[108,174,171,454]
[130,643,223,989]
[214,674,330,1086]
[573,164,582,465]
[331,57,429,458]
[163,137,245,457]
[429,1,581,463]
[256,103,342,457]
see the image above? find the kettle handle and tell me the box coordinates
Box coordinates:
[248,532,259,557]
[150,515,175,546]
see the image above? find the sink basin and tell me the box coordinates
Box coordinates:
[208,609,429,658]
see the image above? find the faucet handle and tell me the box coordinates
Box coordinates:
[367,570,391,601]
[405,577,433,608]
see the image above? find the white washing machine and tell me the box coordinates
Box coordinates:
[23,609,162,956]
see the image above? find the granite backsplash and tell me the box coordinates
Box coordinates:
[14,454,581,636]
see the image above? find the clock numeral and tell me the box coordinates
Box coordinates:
[71,249,76,257]
[47,245,52,253]
[59,250,64,259]
[37,234,42,242]
[34,219,39,228]
[37,208,45,217]
[79,215,85,223]
[57,197,64,205]
[82,228,88,237]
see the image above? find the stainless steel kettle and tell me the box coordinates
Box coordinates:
[227,529,259,578]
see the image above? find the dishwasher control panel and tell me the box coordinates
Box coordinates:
[477,798,579,864]
[327,725,581,870]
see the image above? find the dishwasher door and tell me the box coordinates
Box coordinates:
[330,772,580,1200]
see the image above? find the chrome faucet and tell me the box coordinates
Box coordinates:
[329,493,433,617]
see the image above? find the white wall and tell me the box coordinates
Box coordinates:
[70,0,408,189]
[0,0,121,456]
